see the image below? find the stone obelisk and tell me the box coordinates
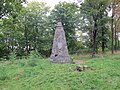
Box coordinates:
[50,22,71,63]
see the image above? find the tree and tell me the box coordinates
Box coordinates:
[111,0,120,54]
[14,1,51,56]
[49,2,80,53]
[0,0,22,19]
[80,0,110,56]
[0,1,52,58]
[111,0,120,52]
[0,0,23,58]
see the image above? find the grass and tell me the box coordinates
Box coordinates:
[0,53,120,90]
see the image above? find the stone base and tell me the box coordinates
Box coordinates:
[50,55,71,64]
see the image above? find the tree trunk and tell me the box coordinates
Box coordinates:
[118,39,119,49]
[111,3,115,54]
[102,27,105,54]
[92,20,97,57]
[111,14,114,54]
[115,28,117,51]
[92,30,97,57]
[102,41,105,54]
[33,23,38,50]
[114,17,120,51]
[11,37,14,52]
[25,23,29,54]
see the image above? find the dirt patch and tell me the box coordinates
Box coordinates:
[73,60,96,72]
[74,65,96,72]
[73,60,87,64]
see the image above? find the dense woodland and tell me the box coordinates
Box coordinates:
[0,0,120,59]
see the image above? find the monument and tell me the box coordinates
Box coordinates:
[50,22,71,63]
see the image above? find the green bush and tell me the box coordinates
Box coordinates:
[26,51,43,67]
[28,51,42,60]
[0,43,10,59]
[9,53,17,60]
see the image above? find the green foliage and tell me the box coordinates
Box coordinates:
[50,2,80,53]
[17,2,51,57]
[28,51,41,59]
[9,53,17,60]
[0,0,22,19]
[0,42,9,59]
[26,51,42,67]
[0,0,119,58]
[80,0,111,55]
[0,1,52,58]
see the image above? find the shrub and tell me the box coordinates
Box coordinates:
[28,51,42,60]
[26,51,43,67]
[9,53,17,60]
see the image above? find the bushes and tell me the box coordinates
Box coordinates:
[28,51,42,59]
[26,51,43,67]
[70,48,93,55]
[0,50,43,61]
[0,43,10,60]
[9,53,17,60]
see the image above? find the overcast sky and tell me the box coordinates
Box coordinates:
[27,0,78,7]
[26,0,111,16]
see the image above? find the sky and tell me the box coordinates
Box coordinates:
[27,0,78,8]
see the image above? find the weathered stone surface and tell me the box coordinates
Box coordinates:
[50,22,71,63]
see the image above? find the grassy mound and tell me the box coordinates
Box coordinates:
[0,54,120,90]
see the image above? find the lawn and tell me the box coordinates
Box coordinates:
[0,53,120,90]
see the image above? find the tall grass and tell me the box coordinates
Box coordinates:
[0,53,120,90]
